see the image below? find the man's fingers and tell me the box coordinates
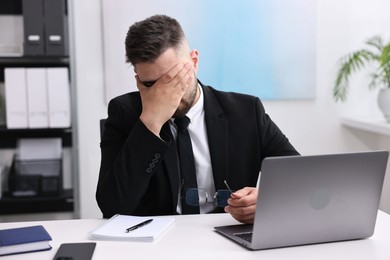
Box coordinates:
[158,63,186,84]
[228,187,258,206]
[225,204,256,224]
[177,64,193,92]
[225,204,256,215]
[227,196,256,207]
[161,62,191,87]
[173,62,192,89]
[232,187,257,198]
[230,213,255,224]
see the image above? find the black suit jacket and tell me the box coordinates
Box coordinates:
[97,83,299,218]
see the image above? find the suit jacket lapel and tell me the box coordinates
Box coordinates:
[161,122,180,211]
[202,84,229,190]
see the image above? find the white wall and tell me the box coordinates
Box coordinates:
[70,0,107,218]
[71,0,390,218]
[264,0,390,213]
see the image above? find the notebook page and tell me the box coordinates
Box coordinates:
[88,215,175,242]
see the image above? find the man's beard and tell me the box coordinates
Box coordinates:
[172,78,198,118]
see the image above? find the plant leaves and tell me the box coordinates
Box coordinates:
[333,36,390,102]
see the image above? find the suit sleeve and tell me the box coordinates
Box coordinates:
[96,98,171,218]
[255,97,300,158]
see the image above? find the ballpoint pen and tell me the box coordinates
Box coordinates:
[126,219,153,233]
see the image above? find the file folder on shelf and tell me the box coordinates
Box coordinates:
[44,0,69,56]
[4,68,29,129]
[10,138,63,197]
[26,68,49,128]
[46,68,71,128]
[17,138,62,161]
[22,0,45,56]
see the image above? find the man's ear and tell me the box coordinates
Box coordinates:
[190,49,199,73]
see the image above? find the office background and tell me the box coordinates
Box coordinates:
[1,0,390,221]
[102,0,316,101]
[76,0,390,219]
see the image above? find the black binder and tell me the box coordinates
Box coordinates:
[22,0,45,56]
[44,0,68,56]
[22,0,68,56]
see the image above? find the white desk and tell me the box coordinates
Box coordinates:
[1,211,390,260]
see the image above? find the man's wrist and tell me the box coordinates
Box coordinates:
[139,114,164,136]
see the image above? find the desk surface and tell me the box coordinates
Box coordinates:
[1,211,390,260]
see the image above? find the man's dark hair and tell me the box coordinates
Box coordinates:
[125,15,186,65]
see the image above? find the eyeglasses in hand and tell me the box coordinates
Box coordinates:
[185,180,233,208]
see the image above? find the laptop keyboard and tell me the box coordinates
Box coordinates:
[234,232,253,243]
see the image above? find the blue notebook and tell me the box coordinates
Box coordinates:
[0,225,52,256]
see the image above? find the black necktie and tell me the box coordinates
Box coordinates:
[175,116,200,214]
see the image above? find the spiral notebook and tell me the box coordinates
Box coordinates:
[88,215,175,242]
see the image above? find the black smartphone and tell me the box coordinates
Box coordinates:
[53,243,96,260]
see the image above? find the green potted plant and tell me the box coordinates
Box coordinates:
[333,35,390,122]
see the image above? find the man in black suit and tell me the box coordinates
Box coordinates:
[97,15,299,223]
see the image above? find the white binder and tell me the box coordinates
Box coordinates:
[46,67,71,128]
[26,68,49,128]
[4,68,29,128]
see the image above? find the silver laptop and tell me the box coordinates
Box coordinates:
[214,151,389,250]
